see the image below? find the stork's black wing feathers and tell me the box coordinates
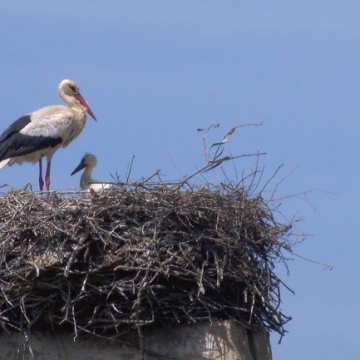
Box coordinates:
[0,135,62,161]
[0,115,31,143]
[0,115,62,161]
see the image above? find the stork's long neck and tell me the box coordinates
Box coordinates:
[80,165,95,190]
[60,93,85,113]
[59,92,87,147]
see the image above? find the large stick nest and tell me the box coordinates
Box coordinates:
[0,182,293,341]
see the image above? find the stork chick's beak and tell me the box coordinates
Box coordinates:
[74,94,97,121]
[71,161,86,176]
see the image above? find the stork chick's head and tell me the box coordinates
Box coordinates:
[71,153,98,176]
[58,79,97,121]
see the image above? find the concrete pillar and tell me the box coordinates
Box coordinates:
[0,321,272,360]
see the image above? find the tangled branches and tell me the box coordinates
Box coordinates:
[0,181,294,342]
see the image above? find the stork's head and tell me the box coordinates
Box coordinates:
[58,79,97,121]
[71,153,98,176]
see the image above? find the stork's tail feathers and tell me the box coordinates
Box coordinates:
[0,159,11,169]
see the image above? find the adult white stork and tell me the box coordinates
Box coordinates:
[71,153,113,191]
[0,79,97,191]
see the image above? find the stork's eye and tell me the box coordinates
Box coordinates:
[69,85,76,92]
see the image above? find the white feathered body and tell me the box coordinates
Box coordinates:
[0,105,86,169]
[79,164,112,192]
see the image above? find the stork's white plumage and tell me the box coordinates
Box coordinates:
[0,79,97,191]
[71,153,113,191]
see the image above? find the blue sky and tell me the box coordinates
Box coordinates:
[1,1,359,358]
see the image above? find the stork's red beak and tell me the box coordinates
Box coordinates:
[74,94,97,121]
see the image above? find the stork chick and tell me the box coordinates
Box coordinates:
[71,153,112,191]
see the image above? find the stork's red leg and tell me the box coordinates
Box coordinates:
[45,161,51,191]
[38,159,44,191]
